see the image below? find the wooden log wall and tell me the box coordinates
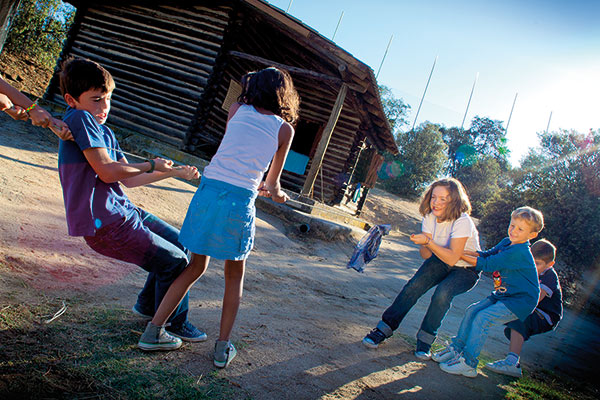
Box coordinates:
[189,4,365,204]
[48,3,231,148]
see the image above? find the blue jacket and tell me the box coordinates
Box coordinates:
[476,238,540,320]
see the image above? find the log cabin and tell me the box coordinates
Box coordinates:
[47,0,398,213]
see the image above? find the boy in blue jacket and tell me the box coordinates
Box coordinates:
[432,206,544,377]
[485,238,562,377]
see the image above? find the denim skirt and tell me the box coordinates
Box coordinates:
[179,177,257,261]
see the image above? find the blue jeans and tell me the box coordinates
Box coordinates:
[379,254,480,351]
[451,297,517,368]
[84,208,190,327]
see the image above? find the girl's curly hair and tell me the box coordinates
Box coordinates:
[238,67,300,124]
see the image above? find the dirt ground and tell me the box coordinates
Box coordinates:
[2,111,599,399]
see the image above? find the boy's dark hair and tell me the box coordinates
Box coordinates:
[419,177,472,221]
[59,58,115,100]
[238,67,300,124]
[531,239,556,263]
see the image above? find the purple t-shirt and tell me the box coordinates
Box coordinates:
[58,108,136,236]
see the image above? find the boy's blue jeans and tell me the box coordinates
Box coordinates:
[379,254,480,349]
[451,297,517,368]
[84,208,190,327]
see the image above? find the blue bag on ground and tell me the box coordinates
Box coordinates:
[347,224,391,273]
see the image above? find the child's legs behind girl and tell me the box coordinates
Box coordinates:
[451,298,517,368]
[84,209,202,337]
[133,209,190,323]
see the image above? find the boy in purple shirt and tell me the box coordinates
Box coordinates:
[58,58,203,348]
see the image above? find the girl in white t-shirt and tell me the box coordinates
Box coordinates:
[138,68,300,368]
[363,178,481,359]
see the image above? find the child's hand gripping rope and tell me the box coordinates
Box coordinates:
[1,95,73,141]
[347,224,391,273]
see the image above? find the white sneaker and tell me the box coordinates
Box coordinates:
[439,356,477,378]
[485,359,522,377]
[432,345,459,363]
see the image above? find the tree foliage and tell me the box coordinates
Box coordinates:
[4,0,74,67]
[480,129,600,305]
[442,116,510,176]
[379,123,447,199]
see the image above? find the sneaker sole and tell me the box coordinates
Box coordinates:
[485,364,522,378]
[167,331,208,343]
[214,348,237,368]
[138,341,182,351]
[362,338,380,349]
[440,363,478,378]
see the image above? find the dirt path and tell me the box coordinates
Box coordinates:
[1,113,598,399]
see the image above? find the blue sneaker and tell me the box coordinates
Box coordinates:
[362,328,389,349]
[166,321,207,342]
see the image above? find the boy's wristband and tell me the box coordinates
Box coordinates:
[425,236,431,245]
[146,159,155,173]
[25,103,37,113]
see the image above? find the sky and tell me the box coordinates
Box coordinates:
[265,0,600,165]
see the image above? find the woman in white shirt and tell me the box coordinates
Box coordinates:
[363,178,481,359]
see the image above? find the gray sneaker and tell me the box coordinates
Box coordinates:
[138,322,183,351]
[485,359,522,377]
[213,340,237,368]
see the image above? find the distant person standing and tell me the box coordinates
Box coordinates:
[1,76,72,140]
[363,178,481,360]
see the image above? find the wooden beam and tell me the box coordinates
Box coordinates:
[228,50,366,93]
[301,83,348,196]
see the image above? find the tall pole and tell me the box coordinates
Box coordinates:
[411,55,438,132]
[460,72,479,131]
[376,34,393,79]
[505,92,518,136]
[546,111,553,134]
[332,11,344,41]
[286,0,293,13]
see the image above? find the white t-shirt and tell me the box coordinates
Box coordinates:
[421,212,481,267]
[203,104,284,191]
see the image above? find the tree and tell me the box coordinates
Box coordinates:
[378,84,410,134]
[454,155,503,218]
[4,0,74,67]
[379,123,447,198]
[442,116,510,176]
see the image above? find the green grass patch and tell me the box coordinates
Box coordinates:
[502,370,598,400]
[0,298,245,399]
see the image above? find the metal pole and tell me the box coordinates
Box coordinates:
[505,92,518,136]
[460,72,479,131]
[411,55,438,132]
[376,34,393,79]
[332,11,344,41]
[286,0,293,13]
[546,111,553,134]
